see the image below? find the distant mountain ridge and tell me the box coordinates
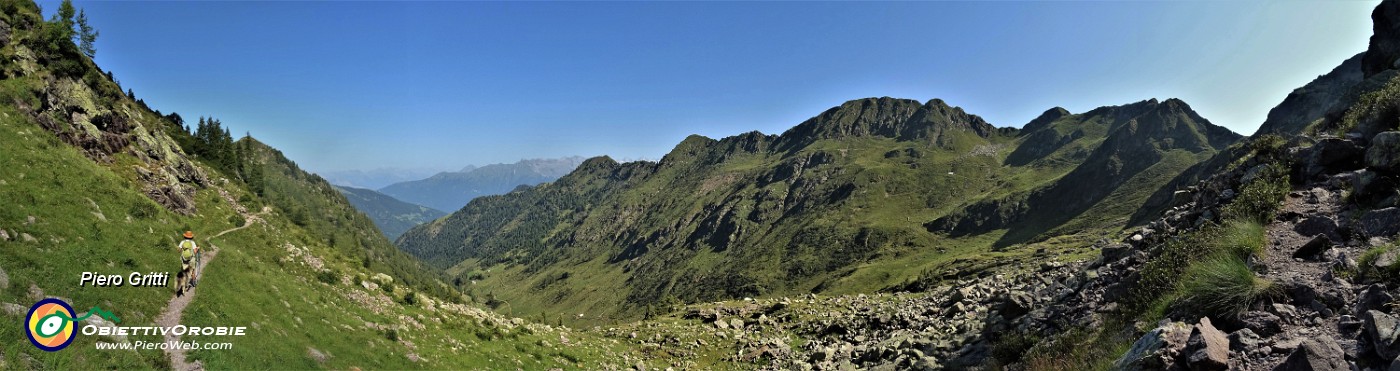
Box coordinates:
[334,185,447,239]
[320,167,444,189]
[378,156,586,212]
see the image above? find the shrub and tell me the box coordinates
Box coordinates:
[315,270,339,285]
[1221,163,1289,223]
[1178,255,1277,317]
[1340,73,1400,134]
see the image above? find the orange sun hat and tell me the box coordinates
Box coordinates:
[183,231,194,239]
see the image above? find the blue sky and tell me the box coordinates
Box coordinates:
[44,1,1377,173]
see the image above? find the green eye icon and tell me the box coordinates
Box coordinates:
[36,313,69,338]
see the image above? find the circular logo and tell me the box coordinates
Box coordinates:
[26,298,77,352]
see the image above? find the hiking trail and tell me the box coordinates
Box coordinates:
[154,205,269,371]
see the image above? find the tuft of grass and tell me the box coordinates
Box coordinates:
[1020,322,1134,371]
[1178,255,1277,317]
[1214,219,1266,259]
[1357,243,1400,282]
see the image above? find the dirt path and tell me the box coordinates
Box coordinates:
[154,206,269,371]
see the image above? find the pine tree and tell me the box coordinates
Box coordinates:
[76,9,98,59]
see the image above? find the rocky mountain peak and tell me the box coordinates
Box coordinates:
[1364,0,1400,78]
[773,96,997,152]
[1020,106,1071,134]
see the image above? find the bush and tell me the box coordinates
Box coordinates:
[315,270,339,285]
[1221,163,1289,223]
[1178,255,1277,317]
[402,291,416,305]
[383,328,398,342]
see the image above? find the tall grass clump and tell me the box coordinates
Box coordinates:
[1178,255,1278,317]
[1214,219,1266,259]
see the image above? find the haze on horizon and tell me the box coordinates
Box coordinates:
[43,0,1376,173]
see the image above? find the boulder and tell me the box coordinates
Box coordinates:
[1229,328,1263,352]
[1367,309,1400,359]
[1238,311,1284,337]
[1361,208,1400,238]
[1304,138,1364,178]
[1113,321,1191,371]
[1294,216,1339,241]
[1185,317,1229,371]
[1369,132,1400,172]
[1272,335,1348,371]
[1101,243,1132,261]
[1360,284,1395,315]
[1365,1,1400,77]
[1294,235,1335,260]
[1383,251,1400,272]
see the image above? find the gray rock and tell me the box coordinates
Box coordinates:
[1272,335,1347,371]
[1295,216,1340,240]
[1,303,24,316]
[1101,243,1131,261]
[1368,131,1400,172]
[1185,317,1229,371]
[0,229,8,241]
[0,266,6,291]
[1361,208,1400,238]
[19,233,34,243]
[1294,235,1335,260]
[1229,328,1262,352]
[1367,309,1400,359]
[80,314,126,343]
[1305,138,1365,178]
[1239,311,1284,337]
[1113,321,1191,371]
[1360,284,1395,315]
[1378,249,1400,269]
[1271,303,1300,323]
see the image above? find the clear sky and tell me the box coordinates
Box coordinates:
[42,1,1377,173]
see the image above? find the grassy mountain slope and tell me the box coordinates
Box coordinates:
[0,2,636,369]
[335,185,446,239]
[397,96,1241,324]
[379,157,585,212]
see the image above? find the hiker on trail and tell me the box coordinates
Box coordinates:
[176,231,199,295]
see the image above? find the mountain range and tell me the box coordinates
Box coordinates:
[8,0,1400,369]
[395,95,1241,323]
[378,157,586,212]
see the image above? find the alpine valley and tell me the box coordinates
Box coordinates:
[4,0,1400,370]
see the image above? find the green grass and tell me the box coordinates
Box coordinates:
[1338,72,1400,135]
[1215,219,1267,259]
[1177,255,1277,317]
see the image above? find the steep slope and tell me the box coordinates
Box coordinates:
[378,157,585,212]
[0,3,637,369]
[335,185,446,239]
[397,96,1239,324]
[929,98,1241,246]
